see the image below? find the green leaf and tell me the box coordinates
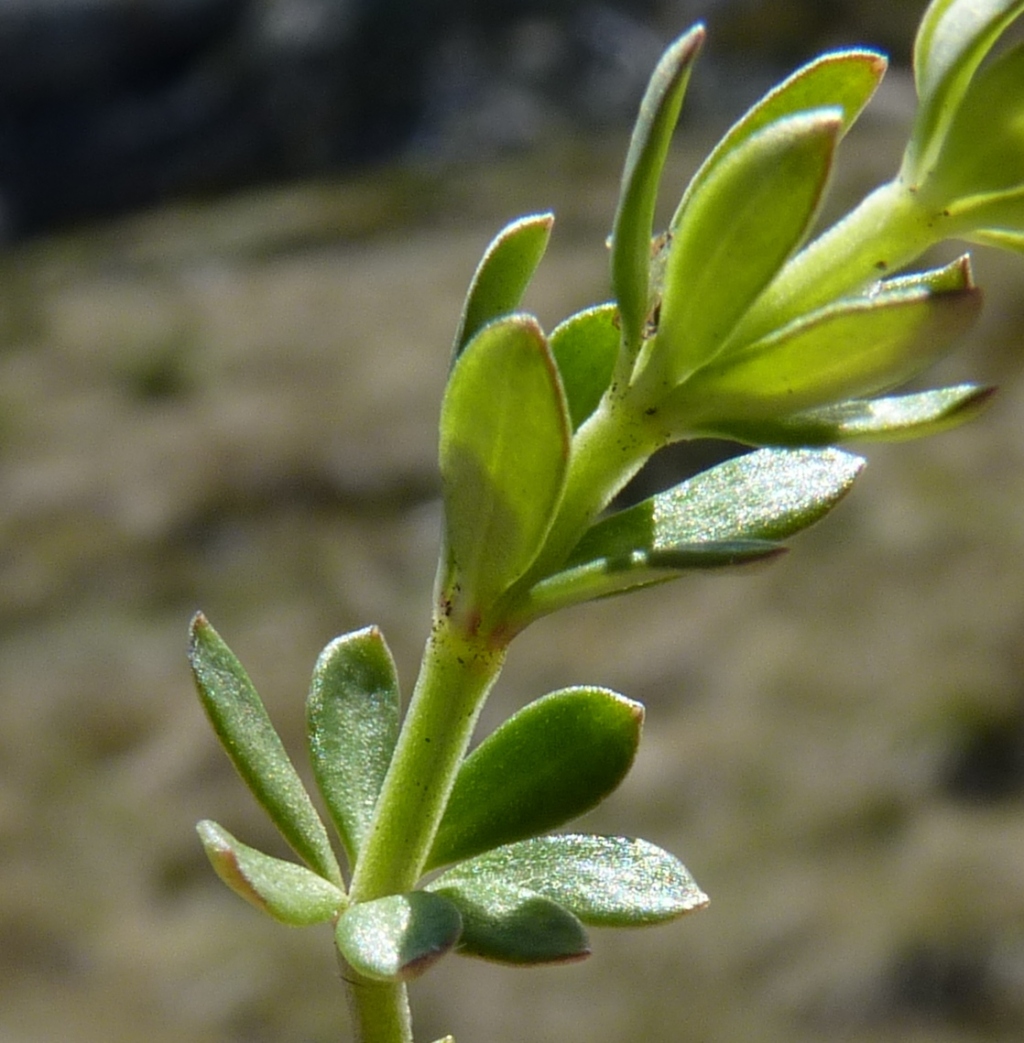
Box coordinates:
[335,891,462,982]
[188,613,341,884]
[906,0,1024,180]
[566,447,863,566]
[427,687,644,871]
[307,626,400,866]
[519,541,784,622]
[671,270,981,423]
[549,303,619,430]
[927,39,1024,201]
[610,25,705,359]
[431,835,708,928]
[452,213,554,360]
[429,878,590,965]
[197,820,345,926]
[641,110,841,391]
[439,314,570,612]
[677,48,886,218]
[711,384,996,447]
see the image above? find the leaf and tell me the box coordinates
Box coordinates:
[670,272,981,423]
[197,820,345,926]
[439,314,570,612]
[549,303,619,430]
[711,384,996,447]
[188,613,341,884]
[642,110,841,391]
[519,541,785,622]
[431,835,708,928]
[610,25,705,359]
[452,213,554,360]
[907,0,1024,180]
[427,687,644,871]
[335,891,462,982]
[677,48,886,218]
[927,39,1024,201]
[566,447,863,568]
[429,878,590,965]
[306,626,400,866]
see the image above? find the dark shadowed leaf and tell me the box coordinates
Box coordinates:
[307,626,400,866]
[189,613,341,884]
[429,878,590,965]
[197,820,345,925]
[427,687,643,871]
[335,892,462,982]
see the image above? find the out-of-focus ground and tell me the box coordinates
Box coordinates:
[3,70,1024,1043]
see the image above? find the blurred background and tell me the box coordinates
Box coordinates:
[2,2,1024,1042]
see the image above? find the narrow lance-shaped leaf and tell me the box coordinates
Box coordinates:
[675,48,886,222]
[549,303,619,431]
[452,213,554,360]
[335,892,462,982]
[640,110,841,392]
[189,613,341,884]
[906,0,1024,181]
[430,835,708,928]
[427,687,644,871]
[670,270,981,424]
[197,820,345,926]
[429,878,590,966]
[307,626,400,866]
[709,384,996,447]
[611,25,704,361]
[518,541,785,624]
[439,314,570,613]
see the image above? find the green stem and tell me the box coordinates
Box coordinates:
[343,976,412,1043]
[350,616,506,903]
[727,177,950,348]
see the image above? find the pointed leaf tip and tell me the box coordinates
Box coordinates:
[188,614,341,884]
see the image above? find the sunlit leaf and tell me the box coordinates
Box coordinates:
[711,384,996,446]
[439,314,570,612]
[549,304,619,430]
[642,110,841,391]
[431,835,708,928]
[452,213,554,360]
[671,274,981,422]
[677,48,886,217]
[566,447,862,566]
[611,25,704,359]
[427,687,643,871]
[429,878,590,965]
[335,892,462,982]
[906,0,1024,180]
[307,626,400,866]
[189,613,341,884]
[197,820,345,925]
